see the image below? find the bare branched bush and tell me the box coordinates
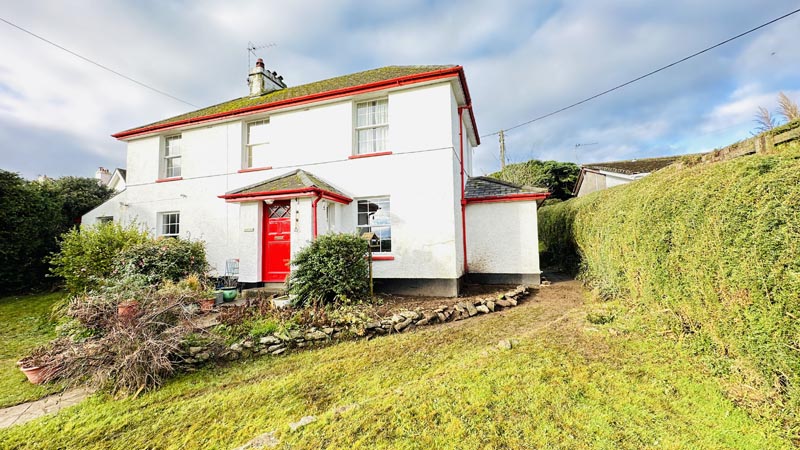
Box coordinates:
[778,92,799,122]
[22,274,216,396]
[754,106,776,132]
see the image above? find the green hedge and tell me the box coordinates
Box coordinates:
[539,144,800,426]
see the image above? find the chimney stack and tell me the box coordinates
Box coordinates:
[248,58,287,97]
[95,167,111,186]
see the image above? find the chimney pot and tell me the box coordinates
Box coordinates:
[256,58,264,68]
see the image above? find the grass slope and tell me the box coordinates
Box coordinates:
[539,144,800,436]
[0,292,64,408]
[0,281,791,449]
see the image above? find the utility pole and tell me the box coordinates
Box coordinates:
[499,130,506,170]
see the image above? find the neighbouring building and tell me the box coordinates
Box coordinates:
[96,167,127,192]
[83,61,548,296]
[573,155,681,197]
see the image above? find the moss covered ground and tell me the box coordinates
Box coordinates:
[0,280,793,449]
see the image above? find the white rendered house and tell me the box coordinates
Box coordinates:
[84,61,548,296]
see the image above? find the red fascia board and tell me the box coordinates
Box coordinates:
[218,187,352,204]
[156,177,183,183]
[113,67,466,140]
[465,193,550,204]
[348,151,393,159]
[456,69,481,145]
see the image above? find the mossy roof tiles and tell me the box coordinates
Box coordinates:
[118,65,455,136]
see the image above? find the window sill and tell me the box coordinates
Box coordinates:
[370,255,395,261]
[238,166,273,173]
[348,151,393,160]
[156,177,183,183]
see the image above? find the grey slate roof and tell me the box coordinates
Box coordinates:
[465,177,548,198]
[225,169,347,197]
[582,155,682,175]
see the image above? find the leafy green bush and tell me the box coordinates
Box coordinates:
[491,160,580,200]
[0,171,113,294]
[49,222,150,294]
[288,233,369,307]
[113,237,208,286]
[539,143,800,428]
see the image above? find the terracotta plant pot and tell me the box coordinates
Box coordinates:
[19,365,46,385]
[118,300,140,320]
[199,298,216,313]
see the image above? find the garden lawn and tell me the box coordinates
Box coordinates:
[0,280,794,449]
[0,292,65,408]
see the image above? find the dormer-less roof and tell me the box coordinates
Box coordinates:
[465,177,549,203]
[113,65,480,144]
[219,169,351,204]
[582,155,682,175]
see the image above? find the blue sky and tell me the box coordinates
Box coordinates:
[0,0,799,179]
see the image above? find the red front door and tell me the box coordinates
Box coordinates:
[262,201,291,282]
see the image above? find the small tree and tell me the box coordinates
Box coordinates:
[288,233,369,307]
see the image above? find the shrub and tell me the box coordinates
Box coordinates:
[288,233,369,307]
[539,143,800,429]
[0,171,113,294]
[49,222,150,294]
[113,237,208,286]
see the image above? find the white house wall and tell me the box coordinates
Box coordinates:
[84,81,469,287]
[465,201,541,285]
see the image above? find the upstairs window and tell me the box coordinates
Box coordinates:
[163,135,182,178]
[245,118,270,168]
[355,99,388,154]
[159,211,180,237]
[357,197,391,253]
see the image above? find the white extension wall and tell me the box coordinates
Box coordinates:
[465,201,541,285]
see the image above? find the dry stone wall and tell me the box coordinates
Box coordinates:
[179,285,532,366]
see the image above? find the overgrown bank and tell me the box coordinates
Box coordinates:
[539,143,800,436]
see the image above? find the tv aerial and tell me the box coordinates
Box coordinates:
[247,41,276,68]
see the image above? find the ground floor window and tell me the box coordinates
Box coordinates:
[96,216,113,224]
[357,197,391,253]
[158,211,180,237]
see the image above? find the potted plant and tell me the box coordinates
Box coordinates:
[221,287,238,302]
[17,352,49,385]
[199,289,216,313]
[118,299,140,320]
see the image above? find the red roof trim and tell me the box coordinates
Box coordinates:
[465,193,550,204]
[114,67,472,140]
[218,187,352,204]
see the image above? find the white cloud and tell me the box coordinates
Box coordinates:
[0,0,799,179]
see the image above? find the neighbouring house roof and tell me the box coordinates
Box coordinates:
[465,177,549,202]
[113,65,479,144]
[219,169,351,204]
[115,168,126,180]
[582,155,682,175]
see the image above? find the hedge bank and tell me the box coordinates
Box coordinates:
[539,144,800,431]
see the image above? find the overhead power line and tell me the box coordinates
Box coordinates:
[0,16,198,107]
[483,7,800,138]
